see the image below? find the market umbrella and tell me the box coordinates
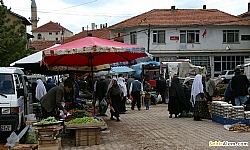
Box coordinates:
[42,36,146,113]
[110,66,135,75]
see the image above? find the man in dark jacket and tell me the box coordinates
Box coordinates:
[231,68,250,106]
[40,82,73,118]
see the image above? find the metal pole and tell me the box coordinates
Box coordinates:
[147,24,151,53]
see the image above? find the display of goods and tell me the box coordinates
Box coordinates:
[65,117,100,125]
[71,110,90,118]
[65,115,76,122]
[36,117,59,125]
[229,123,250,132]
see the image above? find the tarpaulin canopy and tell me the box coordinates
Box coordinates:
[110,66,135,75]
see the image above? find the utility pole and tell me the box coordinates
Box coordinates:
[147,24,151,53]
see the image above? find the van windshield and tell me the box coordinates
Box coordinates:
[0,74,15,94]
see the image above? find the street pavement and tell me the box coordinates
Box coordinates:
[62,104,250,150]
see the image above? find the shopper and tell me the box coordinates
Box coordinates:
[224,79,235,105]
[129,77,143,110]
[168,75,187,118]
[205,74,216,119]
[35,79,47,101]
[96,76,108,116]
[40,82,73,119]
[182,77,192,112]
[191,74,209,121]
[231,68,250,106]
[107,78,123,121]
[144,88,151,110]
[117,75,127,114]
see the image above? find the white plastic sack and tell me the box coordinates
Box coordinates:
[5,131,19,147]
[156,94,162,103]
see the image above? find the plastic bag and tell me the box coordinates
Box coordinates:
[95,99,99,106]
[5,131,19,147]
[156,94,162,103]
[100,99,108,107]
[25,125,38,144]
[129,95,133,101]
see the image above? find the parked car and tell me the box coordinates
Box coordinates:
[218,70,234,83]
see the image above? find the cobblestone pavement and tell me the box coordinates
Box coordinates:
[62,104,250,150]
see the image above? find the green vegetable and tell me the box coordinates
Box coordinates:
[71,110,89,118]
[37,117,58,125]
[66,116,100,125]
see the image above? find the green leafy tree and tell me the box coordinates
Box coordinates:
[0,0,34,66]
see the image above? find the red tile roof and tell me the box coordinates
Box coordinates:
[30,41,57,51]
[32,21,72,33]
[62,28,123,44]
[109,9,250,29]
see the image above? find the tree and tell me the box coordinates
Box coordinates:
[0,0,34,66]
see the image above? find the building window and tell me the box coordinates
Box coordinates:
[223,30,239,43]
[56,32,58,35]
[179,30,199,43]
[37,33,42,40]
[153,30,165,43]
[130,32,137,44]
[49,32,52,35]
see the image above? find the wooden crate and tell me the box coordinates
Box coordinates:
[38,138,61,150]
[10,144,38,150]
[25,120,38,126]
[66,117,107,130]
[37,129,61,141]
[74,127,100,146]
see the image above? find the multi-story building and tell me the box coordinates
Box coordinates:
[6,11,33,49]
[109,5,250,77]
[30,0,73,51]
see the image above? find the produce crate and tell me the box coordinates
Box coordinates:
[66,117,107,130]
[10,144,38,150]
[74,127,100,146]
[25,120,38,126]
[38,138,61,150]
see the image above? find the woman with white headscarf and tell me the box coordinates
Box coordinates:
[107,78,123,121]
[118,77,127,114]
[190,74,209,121]
[36,79,47,101]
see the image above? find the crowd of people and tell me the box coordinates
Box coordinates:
[30,67,250,122]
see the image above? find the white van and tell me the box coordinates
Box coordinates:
[0,67,30,131]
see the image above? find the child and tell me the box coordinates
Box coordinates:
[144,88,151,110]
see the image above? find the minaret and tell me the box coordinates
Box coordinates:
[30,0,39,31]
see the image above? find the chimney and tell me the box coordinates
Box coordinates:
[105,23,107,28]
[82,27,84,31]
[248,2,250,12]
[171,6,175,10]
[203,5,206,9]
[100,24,103,29]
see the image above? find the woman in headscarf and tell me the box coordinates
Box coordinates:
[117,77,127,114]
[168,75,187,118]
[36,79,47,101]
[190,74,209,121]
[182,77,192,113]
[107,78,123,121]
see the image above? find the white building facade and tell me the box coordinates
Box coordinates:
[109,7,250,77]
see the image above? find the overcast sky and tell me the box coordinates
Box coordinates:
[3,0,250,34]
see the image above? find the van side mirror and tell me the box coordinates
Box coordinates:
[17,89,24,96]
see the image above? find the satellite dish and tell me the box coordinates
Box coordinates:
[226,45,230,50]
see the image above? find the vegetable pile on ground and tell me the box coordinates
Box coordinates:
[229,123,250,132]
[65,116,100,125]
[36,117,59,125]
